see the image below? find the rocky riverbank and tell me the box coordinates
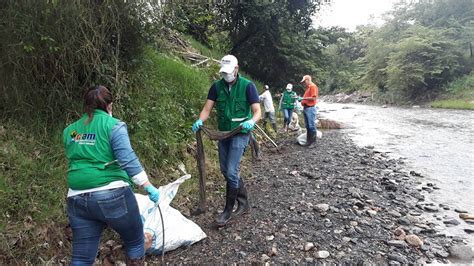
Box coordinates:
[320,91,375,104]
[155,130,473,264]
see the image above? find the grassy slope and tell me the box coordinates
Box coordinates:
[429,73,474,110]
[0,45,232,262]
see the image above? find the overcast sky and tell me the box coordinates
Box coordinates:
[314,0,399,31]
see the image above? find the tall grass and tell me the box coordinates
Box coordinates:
[0,47,220,262]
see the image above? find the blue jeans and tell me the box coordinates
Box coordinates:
[218,133,250,189]
[282,108,293,126]
[67,186,144,265]
[303,106,317,133]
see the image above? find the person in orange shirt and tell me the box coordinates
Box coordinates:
[298,75,318,146]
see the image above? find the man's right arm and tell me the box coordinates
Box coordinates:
[198,100,215,122]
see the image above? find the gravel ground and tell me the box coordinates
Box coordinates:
[150,130,474,264]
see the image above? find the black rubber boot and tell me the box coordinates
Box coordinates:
[272,123,277,132]
[234,180,250,216]
[215,186,239,226]
[306,131,316,146]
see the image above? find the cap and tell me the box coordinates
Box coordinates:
[286,83,293,90]
[264,85,269,90]
[219,55,238,74]
[300,75,311,83]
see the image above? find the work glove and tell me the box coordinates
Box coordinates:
[144,184,160,203]
[241,119,256,130]
[297,97,303,101]
[192,119,203,133]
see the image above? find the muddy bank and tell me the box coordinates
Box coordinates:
[154,130,472,264]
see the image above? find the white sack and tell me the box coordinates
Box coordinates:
[135,174,206,255]
[297,131,322,145]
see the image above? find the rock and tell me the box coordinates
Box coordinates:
[316,250,330,259]
[367,209,377,216]
[424,205,439,212]
[409,171,421,177]
[449,244,474,261]
[405,234,423,247]
[305,257,314,263]
[459,213,474,220]
[350,221,358,227]
[388,240,408,248]
[387,253,408,264]
[315,203,330,213]
[435,249,449,258]
[454,209,468,213]
[342,237,351,242]
[439,203,450,210]
[269,246,278,256]
[261,254,271,262]
[443,219,460,226]
[373,185,383,192]
[464,229,474,234]
[393,227,406,240]
[304,242,315,251]
[388,210,402,218]
[266,235,275,241]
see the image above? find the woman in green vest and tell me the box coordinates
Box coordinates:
[279,83,297,132]
[63,85,160,265]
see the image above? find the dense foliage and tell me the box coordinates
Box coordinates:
[0,1,158,125]
[163,0,329,92]
[321,0,473,102]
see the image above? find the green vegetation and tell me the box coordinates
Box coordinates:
[315,0,473,106]
[0,46,221,262]
[430,73,474,109]
[164,1,328,91]
[430,99,474,110]
[1,0,471,262]
[0,1,266,262]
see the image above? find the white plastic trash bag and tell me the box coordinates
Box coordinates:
[135,174,206,255]
[297,131,322,145]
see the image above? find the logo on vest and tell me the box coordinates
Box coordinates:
[70,130,96,145]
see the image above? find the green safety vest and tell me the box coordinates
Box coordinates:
[214,75,253,133]
[282,91,297,109]
[63,109,131,190]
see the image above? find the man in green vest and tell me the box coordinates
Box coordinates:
[192,55,261,226]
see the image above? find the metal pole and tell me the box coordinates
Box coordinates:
[254,124,278,148]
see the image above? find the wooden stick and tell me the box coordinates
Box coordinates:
[193,130,206,215]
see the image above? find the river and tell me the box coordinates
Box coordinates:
[318,102,474,247]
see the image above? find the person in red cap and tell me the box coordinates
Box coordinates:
[298,75,318,146]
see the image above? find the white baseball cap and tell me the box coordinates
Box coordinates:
[286,83,293,90]
[264,85,269,90]
[219,55,238,74]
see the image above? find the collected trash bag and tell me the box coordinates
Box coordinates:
[135,174,206,255]
[297,130,322,145]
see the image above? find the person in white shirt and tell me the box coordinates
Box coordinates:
[259,85,277,132]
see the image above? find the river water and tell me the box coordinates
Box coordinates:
[318,102,474,246]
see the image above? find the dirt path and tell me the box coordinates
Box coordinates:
[154,130,468,264]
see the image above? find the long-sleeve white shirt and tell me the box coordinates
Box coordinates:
[259,90,275,113]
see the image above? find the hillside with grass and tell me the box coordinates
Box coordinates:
[0,38,245,263]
